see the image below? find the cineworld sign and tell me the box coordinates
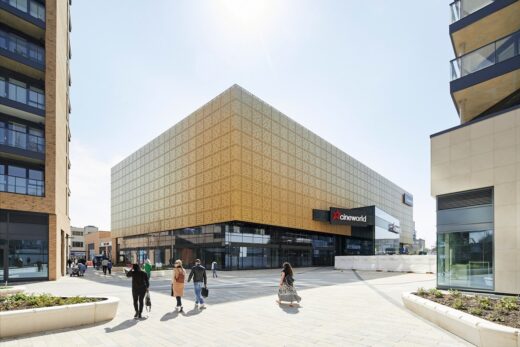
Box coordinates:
[329,206,374,226]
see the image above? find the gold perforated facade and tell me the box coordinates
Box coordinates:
[112,85,413,249]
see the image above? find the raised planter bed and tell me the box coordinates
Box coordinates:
[402,292,520,347]
[0,295,119,338]
[0,286,25,297]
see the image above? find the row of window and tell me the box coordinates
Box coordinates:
[0,28,44,65]
[72,241,83,248]
[0,163,44,196]
[0,120,44,153]
[0,76,44,109]
[2,0,45,22]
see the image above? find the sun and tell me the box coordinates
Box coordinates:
[219,0,271,28]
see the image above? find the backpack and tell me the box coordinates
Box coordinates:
[285,274,294,286]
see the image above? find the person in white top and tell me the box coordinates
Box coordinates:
[211,261,218,278]
[101,258,109,275]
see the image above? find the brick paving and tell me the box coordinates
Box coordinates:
[1,268,471,347]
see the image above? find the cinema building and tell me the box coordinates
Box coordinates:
[111,85,413,269]
[431,0,520,294]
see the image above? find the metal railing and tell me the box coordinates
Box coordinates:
[0,174,44,196]
[0,0,45,23]
[0,127,44,153]
[0,80,45,110]
[450,30,520,80]
[450,0,495,23]
[0,28,44,66]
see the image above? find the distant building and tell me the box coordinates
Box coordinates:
[84,230,111,260]
[69,225,99,259]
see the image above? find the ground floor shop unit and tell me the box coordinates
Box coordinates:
[115,215,402,270]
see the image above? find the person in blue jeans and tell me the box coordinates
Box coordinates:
[187,259,207,309]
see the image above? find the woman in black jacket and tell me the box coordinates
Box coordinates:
[126,263,150,319]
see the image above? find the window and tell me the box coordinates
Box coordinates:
[8,79,27,104]
[29,0,45,21]
[0,77,5,97]
[9,0,27,12]
[72,231,83,236]
[72,242,83,248]
[0,164,5,191]
[28,87,44,109]
[8,33,27,57]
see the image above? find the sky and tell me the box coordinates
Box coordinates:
[69,0,457,248]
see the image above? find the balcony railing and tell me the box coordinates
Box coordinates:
[0,127,44,153]
[450,30,520,80]
[0,173,44,196]
[0,28,44,67]
[450,0,495,23]
[0,79,45,110]
[0,0,45,23]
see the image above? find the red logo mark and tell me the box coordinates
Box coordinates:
[332,210,341,221]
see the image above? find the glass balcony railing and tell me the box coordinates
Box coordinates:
[450,30,520,80]
[0,0,45,23]
[450,0,495,23]
[0,128,44,153]
[0,78,45,110]
[0,28,44,66]
[0,166,44,196]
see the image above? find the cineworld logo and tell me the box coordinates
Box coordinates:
[331,210,367,223]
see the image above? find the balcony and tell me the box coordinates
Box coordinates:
[450,30,520,80]
[0,0,45,41]
[450,0,495,23]
[0,27,44,77]
[0,163,44,196]
[0,127,44,153]
[0,77,45,122]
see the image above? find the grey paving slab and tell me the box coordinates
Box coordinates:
[1,268,472,347]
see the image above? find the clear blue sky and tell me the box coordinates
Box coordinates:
[69,0,457,247]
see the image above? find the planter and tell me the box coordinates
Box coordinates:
[402,292,520,347]
[0,286,25,297]
[0,296,119,338]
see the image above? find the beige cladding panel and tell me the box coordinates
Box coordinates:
[431,107,520,294]
[112,85,413,243]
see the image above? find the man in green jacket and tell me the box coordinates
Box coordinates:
[143,259,152,279]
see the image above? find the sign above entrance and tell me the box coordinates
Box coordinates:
[329,207,374,227]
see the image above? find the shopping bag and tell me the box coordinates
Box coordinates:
[145,291,152,312]
[201,287,209,298]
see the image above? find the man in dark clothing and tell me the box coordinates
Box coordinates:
[126,263,150,319]
[187,259,207,309]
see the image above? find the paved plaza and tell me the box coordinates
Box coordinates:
[1,268,471,347]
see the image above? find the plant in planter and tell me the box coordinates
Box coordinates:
[0,293,100,312]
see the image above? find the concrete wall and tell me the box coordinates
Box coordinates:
[335,255,436,274]
[112,85,413,243]
[431,107,520,294]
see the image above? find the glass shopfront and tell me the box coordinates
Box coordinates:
[436,187,494,291]
[0,210,49,281]
[118,222,338,270]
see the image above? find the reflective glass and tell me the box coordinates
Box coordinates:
[437,230,493,290]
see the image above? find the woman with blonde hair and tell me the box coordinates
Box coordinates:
[172,259,186,312]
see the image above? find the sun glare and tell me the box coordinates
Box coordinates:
[220,0,271,28]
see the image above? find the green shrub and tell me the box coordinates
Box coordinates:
[0,293,98,311]
[416,287,427,297]
[486,313,505,322]
[476,296,492,310]
[452,298,466,310]
[429,288,443,298]
[468,307,482,316]
[498,297,518,311]
[448,289,462,298]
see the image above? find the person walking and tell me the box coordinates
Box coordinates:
[211,260,218,278]
[172,259,186,312]
[277,262,301,307]
[126,263,149,319]
[107,259,113,275]
[101,258,109,275]
[187,259,207,309]
[143,259,152,279]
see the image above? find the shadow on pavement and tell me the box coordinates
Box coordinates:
[278,302,301,314]
[104,318,140,333]
[160,310,180,321]
[182,307,203,317]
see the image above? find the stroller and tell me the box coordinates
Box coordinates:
[70,265,80,277]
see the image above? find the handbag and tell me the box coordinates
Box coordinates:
[170,284,174,297]
[145,291,152,312]
[201,287,209,298]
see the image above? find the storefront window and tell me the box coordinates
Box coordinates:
[437,230,493,290]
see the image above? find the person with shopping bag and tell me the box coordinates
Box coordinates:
[126,263,150,319]
[187,259,207,309]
